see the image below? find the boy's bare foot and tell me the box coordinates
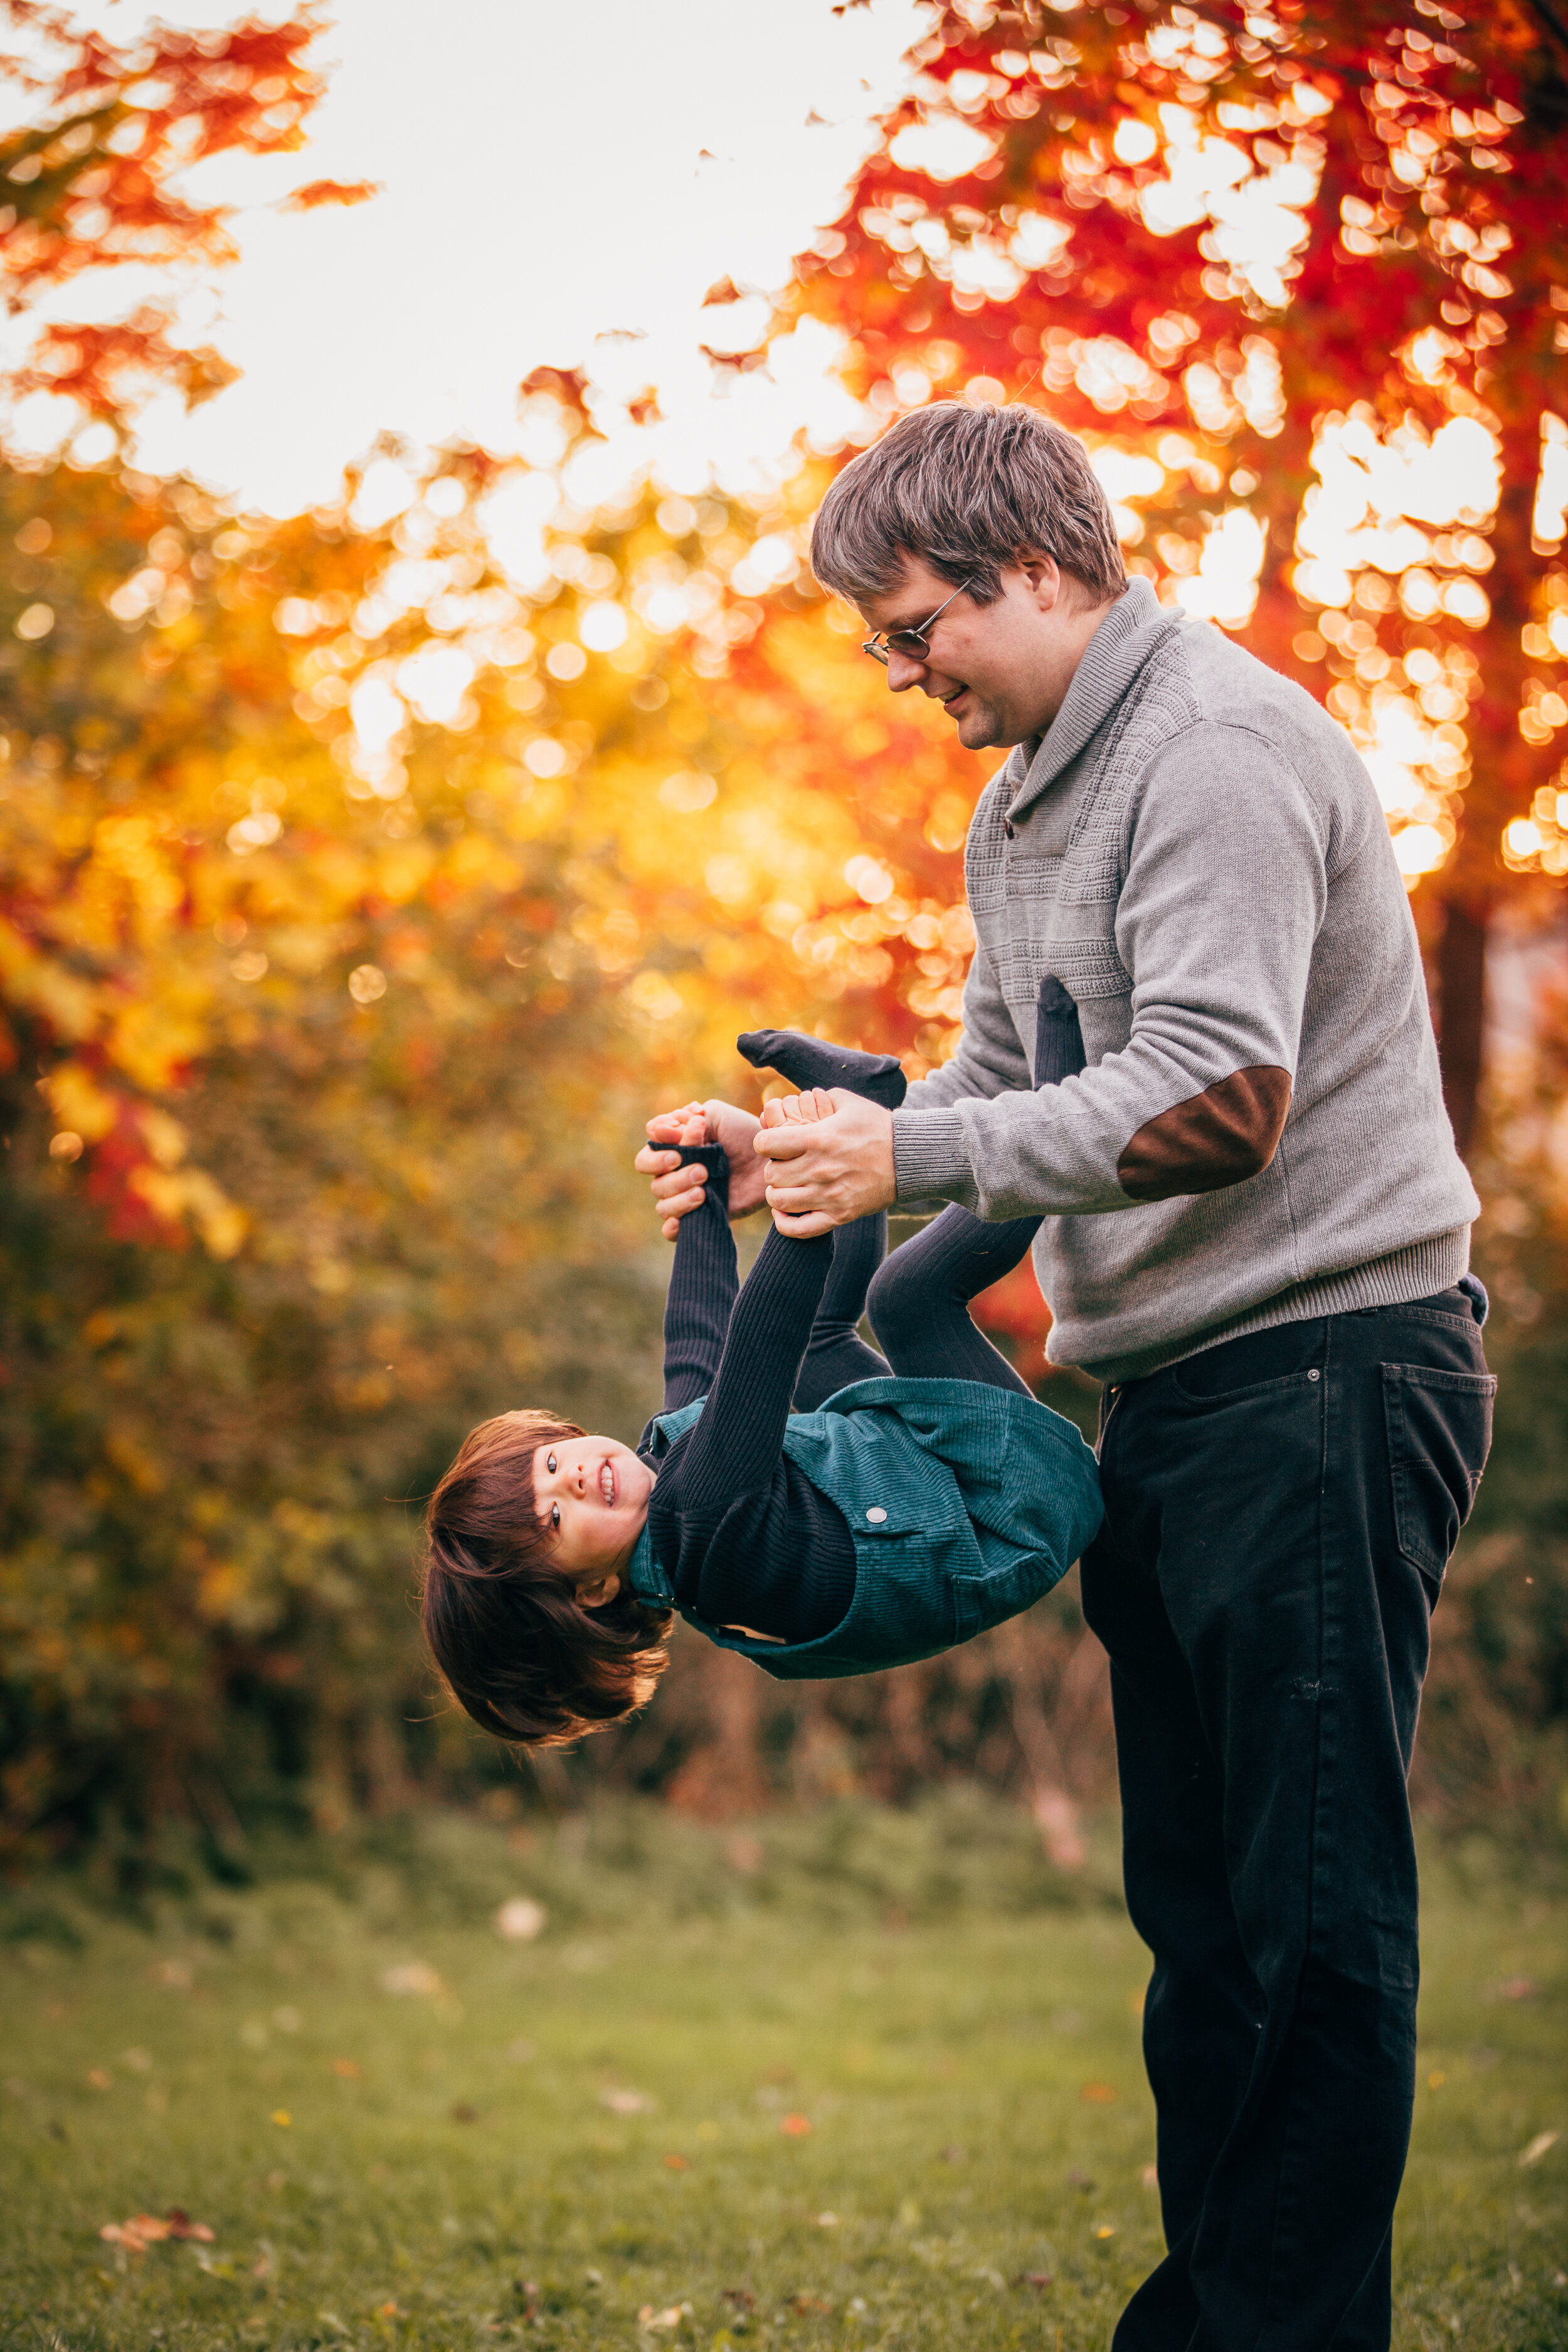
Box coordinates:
[760,1088,836,1129]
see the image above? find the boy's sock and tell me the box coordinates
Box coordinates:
[738,1029,908,1111]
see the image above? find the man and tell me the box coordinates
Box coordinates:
[638,401,1494,2352]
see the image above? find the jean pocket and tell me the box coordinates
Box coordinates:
[1380,1364,1496,1581]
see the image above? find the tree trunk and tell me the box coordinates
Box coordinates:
[1436,897,1488,1159]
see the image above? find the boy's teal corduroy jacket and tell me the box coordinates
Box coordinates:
[625,1375,1103,1680]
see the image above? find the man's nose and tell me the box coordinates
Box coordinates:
[883,650,925,694]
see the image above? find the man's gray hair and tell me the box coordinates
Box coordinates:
[810,401,1127,610]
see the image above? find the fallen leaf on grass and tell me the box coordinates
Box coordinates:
[86,2069,112,2091]
[792,2294,834,2316]
[600,2086,654,2115]
[331,2058,360,2079]
[271,2109,291,2128]
[1501,1976,1539,2001]
[812,2211,838,2227]
[376,2298,400,2318]
[379,1962,442,1997]
[99,2210,215,2257]
[662,2151,689,2169]
[637,2304,686,2330]
[1519,2130,1559,2167]
[779,2112,812,2136]
[721,2287,755,2312]
[1094,2224,1116,2240]
[494,1897,546,1941]
[1080,2081,1118,2104]
[1017,2272,1054,2292]
[451,2102,479,2124]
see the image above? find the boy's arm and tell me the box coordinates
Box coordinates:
[660,1142,740,1413]
[667,1224,834,1506]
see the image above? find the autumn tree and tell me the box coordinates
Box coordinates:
[780,0,1568,1150]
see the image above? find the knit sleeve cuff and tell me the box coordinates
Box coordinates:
[891,1107,974,1207]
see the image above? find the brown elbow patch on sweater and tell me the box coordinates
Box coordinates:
[1117,1067,1292,1202]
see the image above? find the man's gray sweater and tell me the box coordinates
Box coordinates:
[894,575,1479,1387]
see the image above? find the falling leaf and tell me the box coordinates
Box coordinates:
[332,2058,360,2079]
[662,2151,689,2169]
[1081,2081,1118,2104]
[271,2109,291,2127]
[282,178,381,211]
[494,1897,546,1941]
[1519,2129,1559,2167]
[780,2112,812,2136]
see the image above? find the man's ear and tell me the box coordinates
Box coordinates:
[577,1572,622,1610]
[1015,549,1065,610]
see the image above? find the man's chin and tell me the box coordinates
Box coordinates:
[953,701,1004,750]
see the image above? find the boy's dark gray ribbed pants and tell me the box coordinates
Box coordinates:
[1080,1288,1493,2352]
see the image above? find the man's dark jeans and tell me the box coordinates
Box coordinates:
[1079,1288,1495,2352]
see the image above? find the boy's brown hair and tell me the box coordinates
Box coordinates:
[422,1408,672,1748]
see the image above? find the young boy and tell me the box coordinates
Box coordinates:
[423,1025,1101,1746]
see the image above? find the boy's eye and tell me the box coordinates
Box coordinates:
[546,1452,557,1475]
[550,1503,561,1531]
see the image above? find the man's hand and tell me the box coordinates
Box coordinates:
[633,1098,768,1240]
[755,1088,897,1237]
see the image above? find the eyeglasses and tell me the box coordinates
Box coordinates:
[861,580,970,667]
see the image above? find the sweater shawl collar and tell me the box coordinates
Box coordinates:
[1005,575,1182,825]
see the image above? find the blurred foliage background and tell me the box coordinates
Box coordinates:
[0,0,1564,1888]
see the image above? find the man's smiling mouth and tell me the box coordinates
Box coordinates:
[598,1459,617,1507]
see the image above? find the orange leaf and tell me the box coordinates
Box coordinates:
[1080,2082,1118,2104]
[779,2112,812,2136]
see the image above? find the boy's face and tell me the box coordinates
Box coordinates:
[532,1435,655,1605]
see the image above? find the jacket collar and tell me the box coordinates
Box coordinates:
[1005,575,1182,825]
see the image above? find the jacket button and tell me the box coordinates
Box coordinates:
[866,1506,887,1523]
[1004,818,1015,839]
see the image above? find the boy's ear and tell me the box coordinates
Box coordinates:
[577,1572,621,1610]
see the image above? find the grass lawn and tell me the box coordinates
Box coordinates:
[1,1799,1562,2351]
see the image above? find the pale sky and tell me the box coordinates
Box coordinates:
[16,0,927,513]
